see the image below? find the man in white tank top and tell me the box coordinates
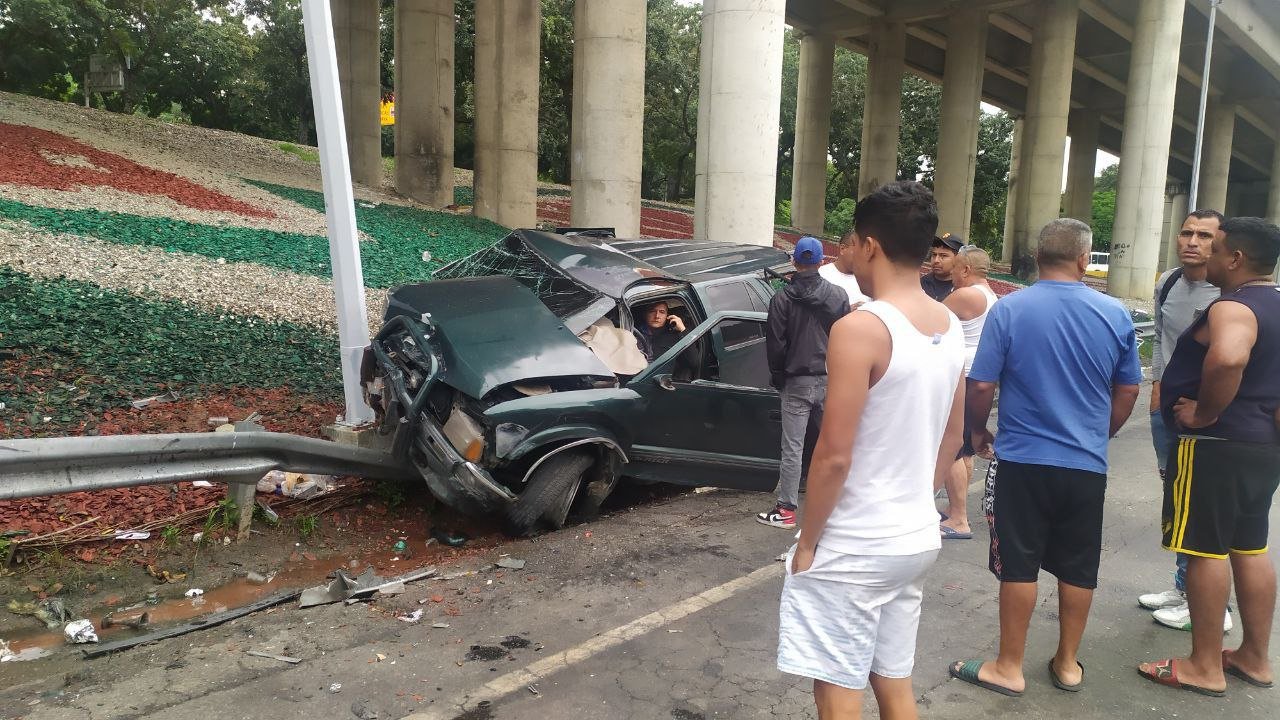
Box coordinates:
[937,247,998,539]
[777,181,966,719]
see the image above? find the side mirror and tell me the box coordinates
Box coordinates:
[655,374,676,391]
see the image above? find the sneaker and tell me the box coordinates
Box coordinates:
[755,504,796,529]
[1138,589,1186,610]
[1152,602,1233,633]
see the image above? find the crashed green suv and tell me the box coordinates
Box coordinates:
[362,229,793,535]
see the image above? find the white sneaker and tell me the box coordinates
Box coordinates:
[1138,589,1186,610]
[1152,602,1233,633]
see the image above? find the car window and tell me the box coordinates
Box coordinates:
[694,318,771,390]
[703,281,764,313]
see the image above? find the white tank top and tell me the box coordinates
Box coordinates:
[960,285,999,376]
[819,300,965,556]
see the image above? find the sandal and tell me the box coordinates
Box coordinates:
[1049,659,1084,692]
[1223,650,1274,688]
[1137,658,1225,697]
[948,660,1022,697]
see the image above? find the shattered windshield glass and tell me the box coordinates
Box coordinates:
[433,236,599,319]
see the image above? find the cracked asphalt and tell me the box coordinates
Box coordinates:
[4,384,1278,719]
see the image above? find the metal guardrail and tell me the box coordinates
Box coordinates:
[0,430,407,501]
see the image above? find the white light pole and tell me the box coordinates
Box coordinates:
[1188,0,1221,211]
[300,0,375,425]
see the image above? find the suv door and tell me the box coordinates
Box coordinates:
[624,311,780,491]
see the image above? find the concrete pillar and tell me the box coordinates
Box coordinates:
[693,0,787,246]
[1064,109,1100,222]
[473,0,540,228]
[934,7,988,238]
[1197,102,1235,213]
[394,0,454,207]
[1012,0,1078,278]
[1106,0,1185,298]
[1001,116,1024,264]
[857,20,906,198]
[790,33,835,235]
[333,0,382,187]
[1162,189,1189,272]
[570,0,647,238]
[1269,146,1280,224]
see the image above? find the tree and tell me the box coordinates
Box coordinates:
[1092,190,1116,251]
[1095,162,1119,193]
[642,0,702,201]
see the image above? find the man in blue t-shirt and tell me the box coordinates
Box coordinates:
[946,218,1141,697]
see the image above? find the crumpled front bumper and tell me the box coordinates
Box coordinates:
[369,315,515,516]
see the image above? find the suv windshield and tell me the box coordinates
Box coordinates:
[434,235,599,319]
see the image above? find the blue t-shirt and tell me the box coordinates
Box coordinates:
[969,280,1143,473]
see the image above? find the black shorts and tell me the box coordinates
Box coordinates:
[1162,437,1280,559]
[984,458,1107,589]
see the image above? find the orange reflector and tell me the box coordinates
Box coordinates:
[463,439,484,463]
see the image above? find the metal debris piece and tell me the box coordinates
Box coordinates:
[7,598,72,629]
[396,610,423,623]
[101,611,150,630]
[247,650,301,664]
[495,557,526,570]
[431,622,450,629]
[329,683,343,693]
[377,581,406,597]
[299,567,383,608]
[113,530,150,540]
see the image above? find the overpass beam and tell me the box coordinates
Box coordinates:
[334,0,382,187]
[1198,103,1236,213]
[1108,0,1185,299]
[694,0,787,246]
[791,33,835,236]
[1064,109,1100,222]
[857,20,906,197]
[394,0,455,207]
[1001,116,1024,264]
[570,0,647,237]
[1012,0,1078,278]
[474,0,540,228]
[934,6,988,238]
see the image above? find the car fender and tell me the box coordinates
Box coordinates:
[507,425,629,467]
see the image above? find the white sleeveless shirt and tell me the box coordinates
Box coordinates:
[819,301,965,556]
[960,285,998,376]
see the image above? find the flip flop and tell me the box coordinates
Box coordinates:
[1137,658,1226,697]
[940,525,973,540]
[1223,650,1274,688]
[948,660,1023,697]
[1049,659,1085,692]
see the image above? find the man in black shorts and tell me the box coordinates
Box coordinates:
[948,219,1141,696]
[1138,217,1280,696]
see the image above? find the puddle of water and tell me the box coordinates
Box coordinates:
[2,528,492,662]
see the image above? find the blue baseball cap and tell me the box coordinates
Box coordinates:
[793,236,824,264]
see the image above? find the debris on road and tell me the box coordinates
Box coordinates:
[83,588,302,658]
[396,609,423,623]
[246,650,301,664]
[184,588,204,598]
[64,619,99,644]
[113,530,150,540]
[528,684,540,696]
[329,683,343,693]
[430,527,468,547]
[377,581,406,597]
[431,622,450,629]
[148,565,188,583]
[495,556,526,570]
[0,639,14,662]
[257,470,334,498]
[7,598,73,629]
[101,611,150,630]
[245,571,273,585]
[299,566,437,608]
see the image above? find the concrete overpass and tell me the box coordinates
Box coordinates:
[330,0,1280,299]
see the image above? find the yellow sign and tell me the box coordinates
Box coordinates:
[380,100,395,126]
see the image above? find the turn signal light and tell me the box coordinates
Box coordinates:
[463,439,484,463]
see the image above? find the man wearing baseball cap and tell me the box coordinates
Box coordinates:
[760,236,850,529]
[922,233,963,301]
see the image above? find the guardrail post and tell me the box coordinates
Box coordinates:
[228,477,258,540]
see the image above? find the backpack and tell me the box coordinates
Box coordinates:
[1157,267,1185,308]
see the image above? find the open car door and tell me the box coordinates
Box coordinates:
[623,311,780,491]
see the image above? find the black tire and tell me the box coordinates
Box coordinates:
[504,450,594,537]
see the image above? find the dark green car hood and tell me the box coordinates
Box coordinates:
[384,276,615,399]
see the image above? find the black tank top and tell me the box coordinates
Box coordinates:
[1160,284,1280,444]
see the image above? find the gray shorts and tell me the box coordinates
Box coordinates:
[777,545,939,690]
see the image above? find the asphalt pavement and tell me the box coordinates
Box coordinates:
[5,384,1278,720]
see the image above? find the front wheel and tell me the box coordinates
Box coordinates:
[504,450,594,537]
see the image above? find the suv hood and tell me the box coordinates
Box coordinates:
[384,276,615,400]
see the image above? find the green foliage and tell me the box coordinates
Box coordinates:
[969,112,1015,249]
[0,267,342,418]
[1095,163,1120,193]
[1091,189,1117,251]
[774,200,792,227]
[295,513,319,540]
[825,198,857,237]
[277,142,319,164]
[252,502,280,527]
[204,499,240,534]
[161,525,182,548]
[642,0,703,201]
